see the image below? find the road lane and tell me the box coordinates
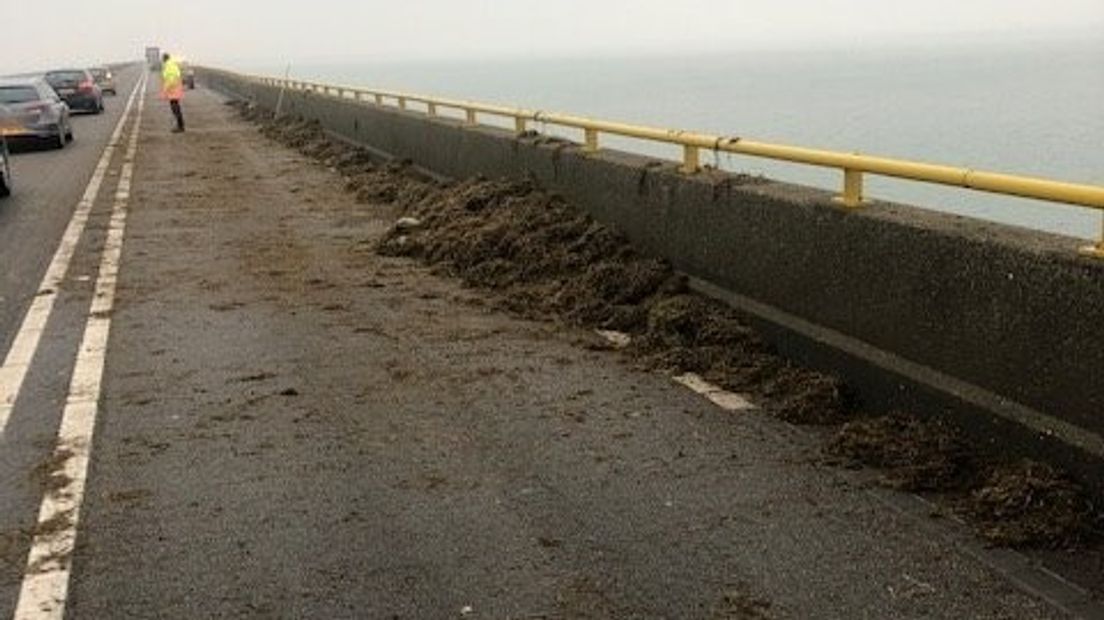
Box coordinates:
[0,77,143,436]
[0,65,142,357]
[0,65,144,618]
[12,72,147,620]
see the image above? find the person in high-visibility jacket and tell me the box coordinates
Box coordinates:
[160,53,185,133]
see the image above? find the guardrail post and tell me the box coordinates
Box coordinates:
[398,97,407,110]
[1080,216,1104,258]
[681,146,700,174]
[466,109,478,125]
[373,94,382,105]
[584,128,599,152]
[427,102,437,116]
[515,117,527,133]
[836,168,864,208]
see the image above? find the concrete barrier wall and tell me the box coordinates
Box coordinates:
[201,70,1104,475]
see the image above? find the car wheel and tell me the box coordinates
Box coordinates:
[0,171,10,198]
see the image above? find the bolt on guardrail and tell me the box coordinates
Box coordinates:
[206,68,1104,258]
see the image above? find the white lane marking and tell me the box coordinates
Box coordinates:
[0,78,143,437]
[593,330,755,410]
[13,73,147,620]
[673,372,756,412]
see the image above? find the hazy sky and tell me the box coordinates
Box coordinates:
[3,0,1102,73]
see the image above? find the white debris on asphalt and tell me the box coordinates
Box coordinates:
[595,329,631,349]
[394,216,423,231]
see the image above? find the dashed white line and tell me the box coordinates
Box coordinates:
[0,76,143,437]
[674,372,756,412]
[594,328,756,412]
[13,72,148,620]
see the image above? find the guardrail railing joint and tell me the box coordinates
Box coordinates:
[834,168,865,208]
[1080,243,1104,259]
[681,145,700,174]
[1080,217,1104,258]
[584,128,599,152]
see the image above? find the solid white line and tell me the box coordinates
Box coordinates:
[0,77,143,437]
[12,73,147,620]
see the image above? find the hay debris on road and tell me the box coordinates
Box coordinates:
[375,174,843,425]
[233,102,1101,552]
[827,414,973,492]
[965,459,1100,549]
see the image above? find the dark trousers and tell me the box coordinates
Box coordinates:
[169,99,184,130]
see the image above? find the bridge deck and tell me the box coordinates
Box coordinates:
[0,78,1095,618]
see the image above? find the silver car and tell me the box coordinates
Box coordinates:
[89,66,117,96]
[0,77,72,149]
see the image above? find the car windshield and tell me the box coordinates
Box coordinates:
[90,69,106,78]
[0,86,40,104]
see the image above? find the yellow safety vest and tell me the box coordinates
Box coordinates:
[161,59,184,100]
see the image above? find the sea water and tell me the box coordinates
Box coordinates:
[246,36,1104,239]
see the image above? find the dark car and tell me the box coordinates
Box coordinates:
[44,69,103,114]
[0,78,72,149]
[89,66,117,95]
[0,133,11,197]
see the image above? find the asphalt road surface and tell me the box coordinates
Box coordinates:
[0,71,1098,619]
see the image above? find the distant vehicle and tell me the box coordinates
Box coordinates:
[44,69,103,114]
[89,66,117,96]
[146,46,161,71]
[0,133,11,198]
[0,77,72,149]
[182,62,196,89]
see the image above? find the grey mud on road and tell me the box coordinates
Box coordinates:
[0,77,1096,618]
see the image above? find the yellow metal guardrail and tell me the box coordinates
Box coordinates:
[219,69,1104,257]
